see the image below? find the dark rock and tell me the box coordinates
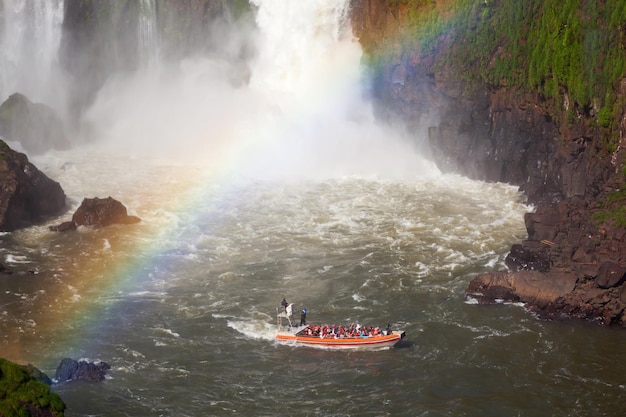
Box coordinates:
[525,211,561,242]
[48,221,77,232]
[466,271,520,303]
[54,358,110,383]
[595,261,626,289]
[0,140,67,232]
[505,244,550,272]
[50,196,140,231]
[72,197,140,228]
[54,358,78,382]
[0,93,70,154]
[620,284,626,304]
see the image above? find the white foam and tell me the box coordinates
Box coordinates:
[227,319,277,341]
[352,293,365,302]
[5,254,31,264]
[153,327,181,338]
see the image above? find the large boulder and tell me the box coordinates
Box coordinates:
[0,140,67,232]
[595,261,626,289]
[72,196,140,227]
[466,270,578,309]
[0,93,70,154]
[54,358,110,383]
[50,196,140,231]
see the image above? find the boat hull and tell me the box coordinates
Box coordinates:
[275,329,404,350]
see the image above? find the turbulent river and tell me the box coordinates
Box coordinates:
[2,0,626,416]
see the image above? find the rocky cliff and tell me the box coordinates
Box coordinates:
[0,140,66,232]
[350,0,626,326]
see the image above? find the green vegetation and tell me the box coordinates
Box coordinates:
[592,180,626,227]
[593,199,626,227]
[379,0,626,132]
[0,358,65,417]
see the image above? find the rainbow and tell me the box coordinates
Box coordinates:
[1,0,452,366]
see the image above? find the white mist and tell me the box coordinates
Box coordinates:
[0,0,65,109]
[81,0,438,181]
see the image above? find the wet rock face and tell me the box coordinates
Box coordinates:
[467,199,626,326]
[505,244,550,273]
[0,140,67,232]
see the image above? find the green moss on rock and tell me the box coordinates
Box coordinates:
[0,358,65,417]
[359,0,626,141]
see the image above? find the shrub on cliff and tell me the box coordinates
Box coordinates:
[0,358,65,417]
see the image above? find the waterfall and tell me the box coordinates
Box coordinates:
[138,0,159,68]
[250,0,352,95]
[0,0,64,106]
[83,0,429,180]
[242,0,428,180]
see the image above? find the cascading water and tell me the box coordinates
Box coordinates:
[0,0,64,107]
[138,0,159,68]
[2,1,626,416]
[250,0,352,94]
[240,0,432,180]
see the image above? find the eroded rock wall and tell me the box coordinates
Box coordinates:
[350,0,626,326]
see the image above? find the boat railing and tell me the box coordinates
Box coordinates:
[276,303,294,329]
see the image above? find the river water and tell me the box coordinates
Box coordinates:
[1,0,626,416]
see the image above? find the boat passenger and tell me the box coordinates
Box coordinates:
[281,297,288,311]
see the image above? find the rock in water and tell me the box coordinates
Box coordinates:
[466,270,578,308]
[72,197,141,228]
[54,358,111,383]
[49,196,141,231]
[0,140,67,232]
[0,93,70,154]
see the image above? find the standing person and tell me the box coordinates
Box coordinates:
[300,308,307,326]
[281,297,288,311]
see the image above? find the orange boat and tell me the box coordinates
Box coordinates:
[275,303,405,350]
